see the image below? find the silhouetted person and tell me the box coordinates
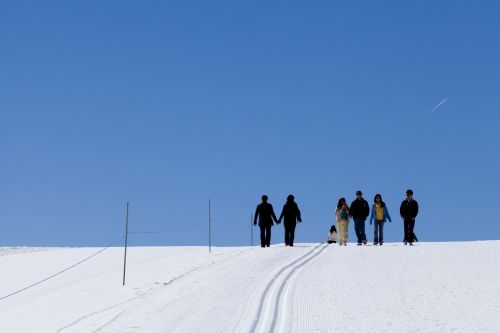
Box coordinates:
[278,195,302,246]
[254,195,278,247]
[400,189,419,245]
[350,190,370,245]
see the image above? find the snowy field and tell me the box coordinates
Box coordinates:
[0,241,499,332]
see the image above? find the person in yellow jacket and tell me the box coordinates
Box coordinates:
[335,197,350,246]
[369,194,392,245]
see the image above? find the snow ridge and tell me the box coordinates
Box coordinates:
[1,242,499,332]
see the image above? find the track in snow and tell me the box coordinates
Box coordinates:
[55,247,252,332]
[2,242,499,332]
[65,244,327,333]
[243,243,328,333]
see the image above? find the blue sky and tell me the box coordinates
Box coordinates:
[1,1,499,246]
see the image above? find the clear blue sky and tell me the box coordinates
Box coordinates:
[1,1,499,246]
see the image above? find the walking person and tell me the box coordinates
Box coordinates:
[350,190,370,245]
[254,195,279,247]
[278,195,302,247]
[369,194,392,245]
[400,189,419,245]
[336,197,350,246]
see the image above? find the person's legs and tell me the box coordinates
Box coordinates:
[289,224,296,246]
[354,219,362,244]
[265,226,272,246]
[408,220,415,244]
[337,222,342,245]
[379,221,385,244]
[340,221,348,244]
[284,225,290,246]
[345,222,349,243]
[374,220,379,244]
[260,225,266,247]
[403,220,409,243]
[360,220,367,243]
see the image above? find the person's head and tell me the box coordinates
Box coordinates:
[287,194,295,202]
[406,189,414,200]
[261,195,268,203]
[356,190,363,199]
[374,194,385,207]
[330,225,337,233]
[337,197,346,209]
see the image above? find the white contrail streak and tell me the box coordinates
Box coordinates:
[424,98,448,118]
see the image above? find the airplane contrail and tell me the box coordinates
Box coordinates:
[424,98,448,118]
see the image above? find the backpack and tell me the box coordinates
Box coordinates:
[340,207,348,220]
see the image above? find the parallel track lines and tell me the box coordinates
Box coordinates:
[249,244,328,333]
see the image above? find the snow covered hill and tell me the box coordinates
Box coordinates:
[0,242,499,332]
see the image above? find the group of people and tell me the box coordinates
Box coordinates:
[254,190,419,247]
[330,189,419,246]
[253,194,302,247]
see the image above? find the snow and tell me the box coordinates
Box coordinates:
[0,242,499,332]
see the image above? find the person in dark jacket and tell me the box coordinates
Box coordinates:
[254,195,279,247]
[400,189,419,245]
[350,190,370,245]
[278,195,302,247]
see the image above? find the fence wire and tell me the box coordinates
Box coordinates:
[0,235,125,302]
[0,221,208,301]
[128,223,204,235]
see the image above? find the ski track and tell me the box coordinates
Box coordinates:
[56,247,252,332]
[2,242,499,332]
[247,243,328,333]
[93,245,314,333]
[70,244,325,333]
[270,244,328,333]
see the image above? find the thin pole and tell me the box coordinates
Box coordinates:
[208,199,212,253]
[251,213,253,247]
[122,202,129,286]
